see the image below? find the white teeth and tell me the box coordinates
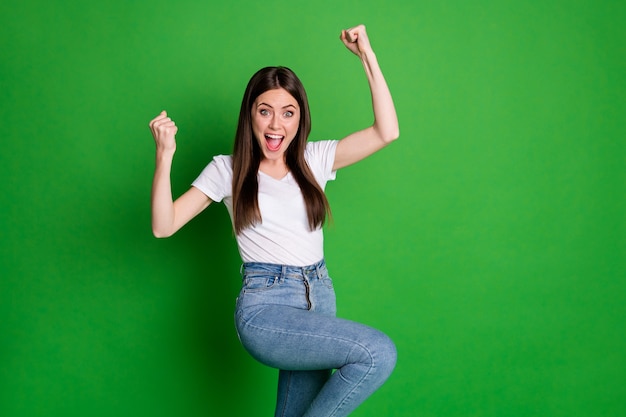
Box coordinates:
[265,134,283,139]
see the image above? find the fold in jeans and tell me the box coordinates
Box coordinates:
[235,259,397,417]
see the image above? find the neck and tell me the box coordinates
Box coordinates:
[259,158,289,179]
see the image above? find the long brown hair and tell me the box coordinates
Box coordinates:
[232,66,331,234]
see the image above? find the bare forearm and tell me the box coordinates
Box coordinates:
[360,50,399,142]
[151,150,176,237]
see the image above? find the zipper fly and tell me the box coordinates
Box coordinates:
[304,279,312,310]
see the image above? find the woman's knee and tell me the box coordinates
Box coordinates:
[373,331,397,379]
[349,328,397,379]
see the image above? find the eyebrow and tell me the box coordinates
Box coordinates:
[257,102,297,109]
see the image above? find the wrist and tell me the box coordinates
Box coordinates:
[359,48,376,61]
[155,147,175,162]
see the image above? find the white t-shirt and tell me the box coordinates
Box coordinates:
[192,140,338,266]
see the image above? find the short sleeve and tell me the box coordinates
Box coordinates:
[305,140,338,188]
[191,155,233,202]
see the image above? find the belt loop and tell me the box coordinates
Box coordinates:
[239,263,244,279]
[299,265,309,282]
[315,262,321,280]
[280,264,287,283]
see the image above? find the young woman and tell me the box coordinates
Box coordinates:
[149,24,399,417]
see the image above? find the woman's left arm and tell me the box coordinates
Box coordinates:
[333,24,399,171]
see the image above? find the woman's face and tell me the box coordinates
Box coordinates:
[251,88,300,162]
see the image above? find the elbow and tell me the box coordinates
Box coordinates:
[382,127,400,144]
[152,226,174,239]
[374,121,399,144]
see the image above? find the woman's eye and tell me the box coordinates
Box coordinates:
[284,111,294,117]
[260,109,270,116]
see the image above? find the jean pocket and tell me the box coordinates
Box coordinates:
[243,275,280,293]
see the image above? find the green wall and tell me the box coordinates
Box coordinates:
[2,1,624,416]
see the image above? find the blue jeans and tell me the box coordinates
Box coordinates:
[235,259,397,417]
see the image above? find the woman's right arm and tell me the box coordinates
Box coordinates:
[149,111,212,238]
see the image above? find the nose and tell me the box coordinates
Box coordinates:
[269,112,280,130]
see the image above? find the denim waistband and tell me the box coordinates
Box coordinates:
[241,258,327,281]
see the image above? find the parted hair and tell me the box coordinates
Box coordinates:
[232,66,331,235]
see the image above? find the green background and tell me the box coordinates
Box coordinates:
[2,0,624,416]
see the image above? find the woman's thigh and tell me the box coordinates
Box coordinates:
[236,303,394,371]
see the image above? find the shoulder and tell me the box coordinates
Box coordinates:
[192,154,233,202]
[203,154,233,176]
[304,140,339,184]
[194,154,234,182]
[305,140,338,162]
[212,154,233,168]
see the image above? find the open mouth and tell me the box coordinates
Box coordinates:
[265,134,284,151]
